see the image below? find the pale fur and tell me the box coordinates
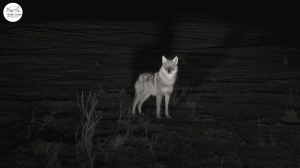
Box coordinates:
[132,56,178,119]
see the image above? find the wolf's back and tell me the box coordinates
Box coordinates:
[135,73,156,93]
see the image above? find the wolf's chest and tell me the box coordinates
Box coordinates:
[161,85,173,93]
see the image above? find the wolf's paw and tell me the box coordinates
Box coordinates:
[139,113,145,116]
[157,116,162,119]
[165,115,172,119]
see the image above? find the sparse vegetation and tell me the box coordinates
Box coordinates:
[76,91,101,168]
[2,86,300,168]
[144,130,159,167]
[29,139,63,168]
[97,134,126,168]
[229,153,242,168]
[27,107,57,140]
[1,85,297,167]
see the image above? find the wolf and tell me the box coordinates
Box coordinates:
[132,56,178,119]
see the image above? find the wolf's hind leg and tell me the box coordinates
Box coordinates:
[137,93,150,115]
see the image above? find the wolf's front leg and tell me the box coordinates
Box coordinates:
[164,93,172,118]
[156,94,162,119]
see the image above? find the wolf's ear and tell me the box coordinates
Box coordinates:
[173,56,178,64]
[162,55,167,63]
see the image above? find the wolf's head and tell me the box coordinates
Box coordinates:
[161,56,178,75]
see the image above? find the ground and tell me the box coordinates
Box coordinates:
[0,15,300,168]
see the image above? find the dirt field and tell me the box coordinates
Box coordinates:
[0,14,300,168]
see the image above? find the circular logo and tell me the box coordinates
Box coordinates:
[3,3,23,22]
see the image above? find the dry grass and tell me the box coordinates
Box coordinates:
[76,91,101,168]
[27,108,57,140]
[97,134,126,168]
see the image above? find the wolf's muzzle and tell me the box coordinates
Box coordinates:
[167,68,173,74]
